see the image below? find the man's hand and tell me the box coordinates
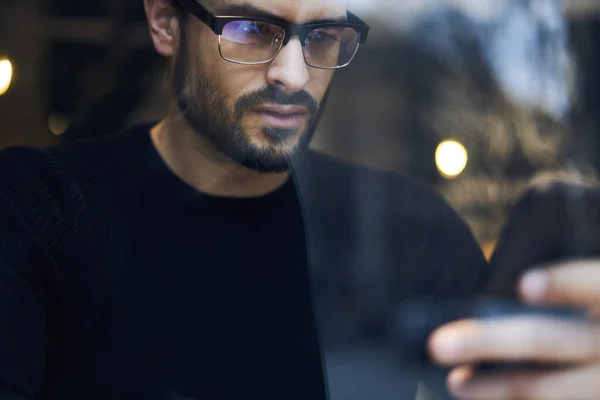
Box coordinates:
[428,260,600,399]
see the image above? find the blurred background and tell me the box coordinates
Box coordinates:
[1,0,599,256]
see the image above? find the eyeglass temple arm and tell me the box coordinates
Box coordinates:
[347,11,369,44]
[176,0,216,27]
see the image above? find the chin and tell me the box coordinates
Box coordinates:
[237,153,293,174]
[247,126,302,152]
[227,121,315,173]
[240,123,299,149]
[238,137,306,174]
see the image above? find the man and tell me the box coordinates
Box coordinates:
[0,1,598,399]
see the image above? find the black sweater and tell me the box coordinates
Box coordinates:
[0,124,490,399]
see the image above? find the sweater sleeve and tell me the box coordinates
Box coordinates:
[0,229,47,399]
[383,175,491,400]
[411,208,488,400]
[0,146,82,398]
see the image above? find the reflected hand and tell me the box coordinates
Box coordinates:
[428,260,600,399]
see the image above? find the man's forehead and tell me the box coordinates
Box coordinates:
[205,0,348,23]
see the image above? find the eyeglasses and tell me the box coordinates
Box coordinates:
[175,0,370,70]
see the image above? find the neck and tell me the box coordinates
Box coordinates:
[150,117,290,198]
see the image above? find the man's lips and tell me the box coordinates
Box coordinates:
[254,105,308,115]
[252,105,309,130]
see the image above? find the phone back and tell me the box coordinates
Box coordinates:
[487,182,600,298]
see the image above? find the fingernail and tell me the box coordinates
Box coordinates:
[521,270,548,301]
[431,331,464,362]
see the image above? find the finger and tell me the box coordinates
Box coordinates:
[448,364,600,400]
[588,304,600,320]
[428,318,600,366]
[520,260,600,308]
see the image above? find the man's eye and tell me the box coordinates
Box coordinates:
[308,29,342,44]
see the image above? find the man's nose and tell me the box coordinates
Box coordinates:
[265,37,310,94]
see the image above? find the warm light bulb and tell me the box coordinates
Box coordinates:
[435,140,468,179]
[0,58,13,96]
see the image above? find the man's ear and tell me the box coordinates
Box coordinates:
[144,0,180,57]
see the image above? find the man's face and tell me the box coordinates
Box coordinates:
[172,0,346,173]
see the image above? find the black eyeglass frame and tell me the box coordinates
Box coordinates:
[174,0,370,69]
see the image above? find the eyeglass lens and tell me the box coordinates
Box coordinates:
[219,20,360,68]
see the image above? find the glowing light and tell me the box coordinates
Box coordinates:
[48,112,70,136]
[435,140,468,179]
[0,58,13,96]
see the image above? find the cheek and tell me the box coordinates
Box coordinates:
[189,24,255,107]
[210,64,280,111]
[307,70,334,101]
[215,68,257,106]
[191,56,250,109]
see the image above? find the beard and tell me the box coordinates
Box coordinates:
[172,24,328,173]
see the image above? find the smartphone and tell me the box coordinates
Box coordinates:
[486,181,600,298]
[394,181,599,372]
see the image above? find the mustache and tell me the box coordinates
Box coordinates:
[234,86,320,116]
